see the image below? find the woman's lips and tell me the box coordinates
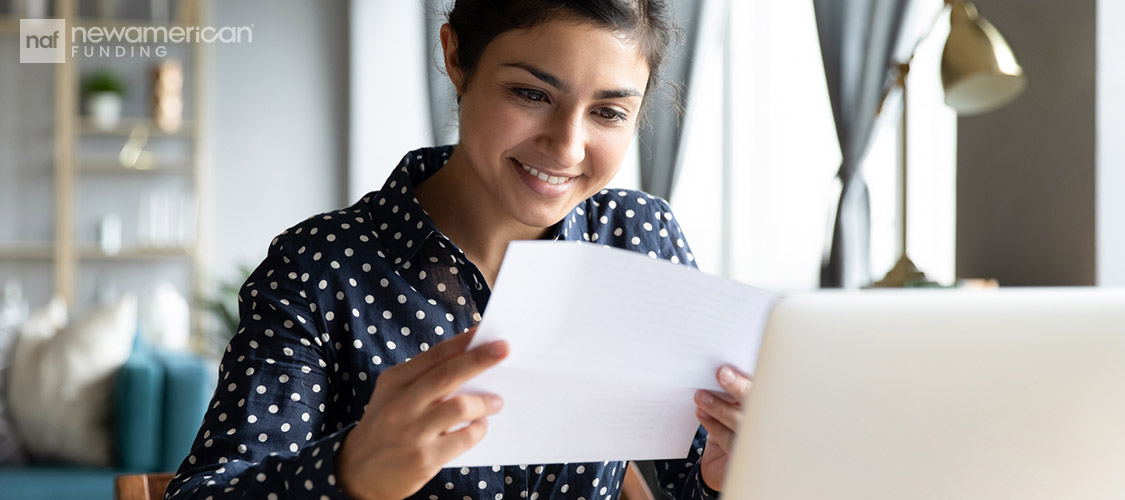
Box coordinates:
[511,158,577,197]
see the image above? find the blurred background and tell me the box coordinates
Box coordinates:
[0,0,1121,496]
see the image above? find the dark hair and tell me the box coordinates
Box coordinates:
[446,0,680,125]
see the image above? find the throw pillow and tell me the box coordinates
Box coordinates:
[0,295,67,464]
[8,294,136,466]
[0,323,25,464]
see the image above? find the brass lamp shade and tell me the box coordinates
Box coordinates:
[941,0,1027,115]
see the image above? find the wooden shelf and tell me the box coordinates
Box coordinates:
[78,154,192,175]
[78,118,196,138]
[74,18,191,29]
[79,244,196,260]
[0,243,55,260]
[0,16,18,35]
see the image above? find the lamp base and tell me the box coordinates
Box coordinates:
[871,255,938,288]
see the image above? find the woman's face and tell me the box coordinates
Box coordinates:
[441,17,651,228]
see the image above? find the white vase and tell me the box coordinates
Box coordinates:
[140,283,190,350]
[87,92,123,131]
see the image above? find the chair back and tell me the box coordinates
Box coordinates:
[115,472,174,500]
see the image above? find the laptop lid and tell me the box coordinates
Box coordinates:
[724,288,1125,499]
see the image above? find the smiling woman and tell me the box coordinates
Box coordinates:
[164,2,748,500]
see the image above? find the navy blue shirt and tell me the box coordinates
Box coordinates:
[167,146,718,499]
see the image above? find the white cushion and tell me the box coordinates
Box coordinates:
[8,294,137,466]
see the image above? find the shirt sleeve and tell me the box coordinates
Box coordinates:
[650,199,720,500]
[165,231,356,499]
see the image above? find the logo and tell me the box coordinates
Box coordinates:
[20,18,65,63]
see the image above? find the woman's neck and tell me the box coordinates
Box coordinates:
[414,147,551,288]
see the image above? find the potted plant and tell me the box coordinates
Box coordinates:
[83,69,127,130]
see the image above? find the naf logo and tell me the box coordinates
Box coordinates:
[20,19,66,63]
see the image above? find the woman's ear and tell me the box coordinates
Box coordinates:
[440,23,465,95]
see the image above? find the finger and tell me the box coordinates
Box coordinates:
[383,327,478,386]
[695,390,742,431]
[717,365,752,402]
[434,417,489,462]
[407,339,509,405]
[425,394,504,435]
[696,409,735,453]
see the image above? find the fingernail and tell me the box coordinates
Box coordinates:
[720,366,736,384]
[698,391,714,405]
[489,395,504,410]
[489,341,507,358]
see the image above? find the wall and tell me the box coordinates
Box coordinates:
[209,0,349,282]
[956,0,1097,286]
[1098,0,1125,286]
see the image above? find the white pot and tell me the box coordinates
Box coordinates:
[87,92,123,130]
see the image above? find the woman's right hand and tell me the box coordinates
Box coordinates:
[335,328,509,500]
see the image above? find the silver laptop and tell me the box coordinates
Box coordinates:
[724,288,1125,500]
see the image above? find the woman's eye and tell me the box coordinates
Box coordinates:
[514,88,549,103]
[597,108,627,122]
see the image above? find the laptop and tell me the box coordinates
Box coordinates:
[723,288,1125,500]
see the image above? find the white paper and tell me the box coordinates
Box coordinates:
[447,241,776,467]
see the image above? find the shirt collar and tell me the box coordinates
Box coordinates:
[367,146,590,269]
[368,146,450,270]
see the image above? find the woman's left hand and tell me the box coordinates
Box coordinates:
[694,365,752,492]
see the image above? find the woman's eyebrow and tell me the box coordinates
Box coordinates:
[502,62,642,100]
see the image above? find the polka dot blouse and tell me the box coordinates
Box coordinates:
[166,146,719,500]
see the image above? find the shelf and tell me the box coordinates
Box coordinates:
[74,18,191,29]
[78,154,192,175]
[79,244,196,260]
[0,16,18,35]
[78,118,196,138]
[0,243,55,260]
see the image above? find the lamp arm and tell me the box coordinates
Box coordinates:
[876,1,953,116]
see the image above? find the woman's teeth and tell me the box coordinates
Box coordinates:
[520,163,570,185]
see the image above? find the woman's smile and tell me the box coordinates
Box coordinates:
[512,158,578,197]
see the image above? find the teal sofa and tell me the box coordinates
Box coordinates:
[0,341,215,500]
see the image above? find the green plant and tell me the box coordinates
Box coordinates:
[82,69,127,96]
[199,264,254,355]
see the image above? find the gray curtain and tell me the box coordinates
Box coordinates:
[425,0,460,146]
[638,0,719,201]
[814,0,911,288]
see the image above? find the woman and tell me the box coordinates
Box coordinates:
[167,1,752,499]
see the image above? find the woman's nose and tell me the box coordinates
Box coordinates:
[537,110,586,168]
